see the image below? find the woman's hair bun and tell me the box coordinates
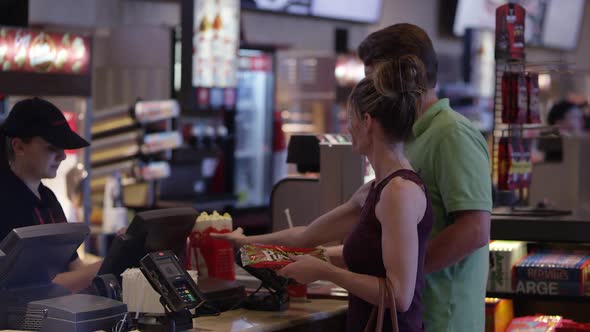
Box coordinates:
[371,54,428,100]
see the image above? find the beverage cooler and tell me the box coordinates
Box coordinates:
[234,49,275,208]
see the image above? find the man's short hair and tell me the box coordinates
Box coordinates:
[358,23,438,88]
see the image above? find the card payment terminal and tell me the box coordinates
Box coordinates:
[140,251,205,312]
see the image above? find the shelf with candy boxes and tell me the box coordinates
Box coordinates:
[486,296,590,331]
[487,304,590,332]
[513,251,590,297]
[487,241,590,298]
[185,211,236,281]
[486,244,590,329]
[504,315,590,332]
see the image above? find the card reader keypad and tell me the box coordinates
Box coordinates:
[175,282,196,304]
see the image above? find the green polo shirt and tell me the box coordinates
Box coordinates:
[406,99,492,332]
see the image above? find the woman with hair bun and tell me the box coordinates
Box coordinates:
[215,55,434,331]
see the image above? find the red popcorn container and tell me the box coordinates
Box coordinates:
[185,211,236,280]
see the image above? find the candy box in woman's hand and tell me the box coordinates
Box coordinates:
[239,243,328,270]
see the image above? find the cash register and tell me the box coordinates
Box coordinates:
[0,223,127,331]
[97,207,245,331]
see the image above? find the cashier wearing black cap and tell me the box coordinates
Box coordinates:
[0,97,100,293]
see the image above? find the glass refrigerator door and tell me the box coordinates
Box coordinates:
[234,50,274,207]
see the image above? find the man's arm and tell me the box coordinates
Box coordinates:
[52,258,102,293]
[424,210,490,274]
[427,125,493,274]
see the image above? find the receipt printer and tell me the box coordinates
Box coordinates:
[17,294,127,331]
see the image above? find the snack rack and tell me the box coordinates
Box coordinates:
[491,3,542,207]
[491,61,533,205]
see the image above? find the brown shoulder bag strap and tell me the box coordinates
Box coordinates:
[363,278,399,332]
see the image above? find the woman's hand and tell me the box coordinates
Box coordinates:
[210,227,249,247]
[277,255,334,284]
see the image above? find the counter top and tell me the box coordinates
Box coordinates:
[491,208,590,243]
[1,299,348,332]
[191,298,347,332]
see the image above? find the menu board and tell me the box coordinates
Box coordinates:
[0,27,90,75]
[193,0,240,88]
[241,0,382,24]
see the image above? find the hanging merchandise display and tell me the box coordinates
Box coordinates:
[492,2,541,202]
[495,3,525,61]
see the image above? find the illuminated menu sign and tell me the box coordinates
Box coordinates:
[0,27,90,75]
[241,0,382,24]
[193,0,240,88]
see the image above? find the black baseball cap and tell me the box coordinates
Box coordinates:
[2,98,89,149]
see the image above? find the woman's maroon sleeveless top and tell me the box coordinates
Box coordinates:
[343,169,434,332]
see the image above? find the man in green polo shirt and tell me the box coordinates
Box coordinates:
[359,24,492,331]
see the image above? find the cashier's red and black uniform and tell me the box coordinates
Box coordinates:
[0,166,78,263]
